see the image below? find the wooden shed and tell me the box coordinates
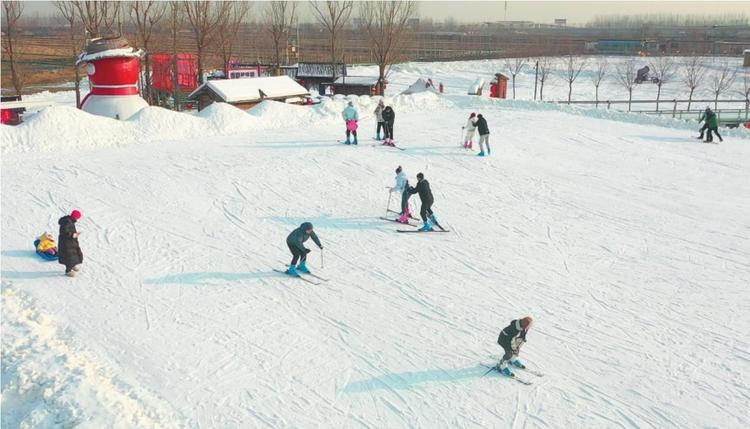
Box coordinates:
[331,76,382,96]
[187,76,310,111]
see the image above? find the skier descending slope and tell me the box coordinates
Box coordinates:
[496,316,533,376]
[392,165,412,223]
[408,173,439,231]
[342,101,359,145]
[285,222,323,276]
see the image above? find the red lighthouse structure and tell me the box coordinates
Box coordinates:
[76,37,147,120]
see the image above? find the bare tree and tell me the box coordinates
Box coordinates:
[503,57,526,99]
[310,1,354,80]
[563,55,587,103]
[74,0,122,38]
[54,1,83,107]
[168,1,183,110]
[709,60,737,110]
[537,57,552,101]
[682,57,707,111]
[2,0,24,95]
[738,71,750,114]
[184,1,230,84]
[615,59,638,111]
[130,1,166,103]
[216,1,251,78]
[592,57,608,107]
[360,1,417,95]
[649,56,676,111]
[264,1,297,72]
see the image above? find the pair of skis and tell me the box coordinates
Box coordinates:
[379,216,450,233]
[480,363,544,385]
[272,268,329,285]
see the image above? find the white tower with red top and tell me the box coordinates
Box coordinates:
[76,37,147,120]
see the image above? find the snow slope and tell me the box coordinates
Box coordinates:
[3,71,750,427]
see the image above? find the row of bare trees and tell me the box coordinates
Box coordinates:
[506,55,745,112]
[5,1,415,107]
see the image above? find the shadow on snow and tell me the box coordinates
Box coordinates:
[342,364,492,393]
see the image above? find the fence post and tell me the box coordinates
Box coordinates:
[672,100,677,118]
[607,100,611,110]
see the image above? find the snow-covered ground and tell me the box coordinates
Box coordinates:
[2,59,750,428]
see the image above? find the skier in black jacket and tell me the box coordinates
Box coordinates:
[382,106,396,146]
[408,173,438,231]
[496,316,533,376]
[285,222,322,276]
[475,114,491,157]
[58,209,83,277]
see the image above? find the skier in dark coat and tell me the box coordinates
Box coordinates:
[408,173,437,231]
[285,222,322,276]
[496,316,533,376]
[382,106,396,146]
[705,110,723,143]
[58,209,83,277]
[475,114,491,156]
[696,107,712,140]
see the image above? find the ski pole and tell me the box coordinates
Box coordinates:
[321,247,324,269]
[385,189,392,217]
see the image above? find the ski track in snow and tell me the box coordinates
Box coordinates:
[2,89,750,428]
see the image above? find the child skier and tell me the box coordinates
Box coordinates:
[476,113,491,156]
[342,101,359,145]
[58,209,83,277]
[35,232,58,256]
[382,106,396,146]
[496,316,533,376]
[462,112,477,149]
[285,222,323,276]
[374,100,385,140]
[392,165,411,223]
[408,172,437,231]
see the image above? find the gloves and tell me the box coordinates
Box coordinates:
[319,245,323,250]
[303,248,311,255]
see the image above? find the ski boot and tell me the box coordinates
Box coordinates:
[286,265,300,276]
[297,261,310,274]
[65,271,76,277]
[501,367,514,377]
[353,136,358,145]
[429,214,438,226]
[420,220,433,231]
[344,137,351,145]
[487,146,491,155]
[72,265,82,272]
[398,213,409,224]
[468,141,473,150]
[376,132,381,141]
[477,151,485,157]
[511,359,525,369]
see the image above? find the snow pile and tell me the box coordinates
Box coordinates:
[197,102,260,135]
[1,285,179,428]
[401,78,440,95]
[129,106,207,140]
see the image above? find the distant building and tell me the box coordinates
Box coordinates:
[554,19,567,27]
[281,62,347,94]
[331,76,382,96]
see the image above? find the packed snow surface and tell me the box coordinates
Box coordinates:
[2,58,750,428]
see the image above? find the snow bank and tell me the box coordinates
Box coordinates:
[1,285,179,428]
[1,91,450,154]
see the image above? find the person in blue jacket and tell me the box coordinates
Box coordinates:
[285,222,323,275]
[342,101,359,145]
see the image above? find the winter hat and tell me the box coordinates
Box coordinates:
[378,99,385,106]
[71,210,82,220]
[301,222,313,231]
[348,101,353,106]
[416,172,424,180]
[470,112,476,118]
[520,316,534,329]
[395,165,402,173]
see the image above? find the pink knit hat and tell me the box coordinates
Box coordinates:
[71,210,82,220]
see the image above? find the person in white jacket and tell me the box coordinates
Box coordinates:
[391,165,412,223]
[462,112,477,149]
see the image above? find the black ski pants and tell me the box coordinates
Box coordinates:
[401,189,410,215]
[420,200,434,222]
[384,121,394,140]
[698,123,709,138]
[287,243,309,265]
[497,335,516,363]
[706,127,723,142]
[376,121,385,136]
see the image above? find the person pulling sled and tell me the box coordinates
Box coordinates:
[58,209,83,277]
[285,222,323,275]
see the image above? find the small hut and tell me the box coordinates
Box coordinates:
[331,76,382,96]
[187,76,309,111]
